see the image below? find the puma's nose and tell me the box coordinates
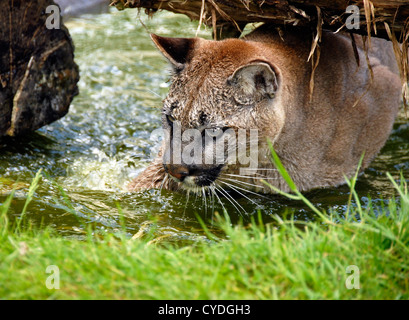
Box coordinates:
[164,164,190,182]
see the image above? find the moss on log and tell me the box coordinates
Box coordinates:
[0,0,79,137]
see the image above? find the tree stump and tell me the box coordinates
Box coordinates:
[0,0,79,137]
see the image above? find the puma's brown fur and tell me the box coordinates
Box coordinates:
[129,25,401,194]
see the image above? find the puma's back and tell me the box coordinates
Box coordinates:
[130,25,401,193]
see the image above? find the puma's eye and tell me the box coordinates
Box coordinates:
[166,114,176,125]
[205,127,224,139]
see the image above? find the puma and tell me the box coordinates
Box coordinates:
[129,25,401,194]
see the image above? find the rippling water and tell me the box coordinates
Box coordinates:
[1,9,408,243]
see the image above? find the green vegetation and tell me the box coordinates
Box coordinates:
[1,9,408,300]
[1,159,408,300]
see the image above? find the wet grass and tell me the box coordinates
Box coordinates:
[1,164,408,300]
[1,9,408,300]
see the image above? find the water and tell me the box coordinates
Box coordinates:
[1,9,408,243]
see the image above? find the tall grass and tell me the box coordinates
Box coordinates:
[0,158,408,299]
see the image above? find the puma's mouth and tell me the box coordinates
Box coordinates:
[164,164,223,190]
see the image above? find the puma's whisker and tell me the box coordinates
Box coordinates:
[210,185,227,214]
[219,176,261,189]
[222,173,278,181]
[217,178,269,199]
[214,183,246,216]
[217,179,260,207]
[202,186,208,216]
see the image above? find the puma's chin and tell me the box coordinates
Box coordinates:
[181,176,204,189]
[169,174,216,192]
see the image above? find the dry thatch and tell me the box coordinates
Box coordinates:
[111,0,409,104]
[110,1,409,39]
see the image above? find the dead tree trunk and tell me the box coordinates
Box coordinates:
[0,0,79,137]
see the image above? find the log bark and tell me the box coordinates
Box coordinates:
[110,0,409,41]
[0,0,79,137]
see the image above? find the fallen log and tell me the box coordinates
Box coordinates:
[0,0,79,137]
[110,0,409,41]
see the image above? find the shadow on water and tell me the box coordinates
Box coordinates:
[1,9,408,244]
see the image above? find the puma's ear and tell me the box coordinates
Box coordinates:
[228,62,279,99]
[150,34,197,71]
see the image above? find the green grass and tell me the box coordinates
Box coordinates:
[1,164,409,299]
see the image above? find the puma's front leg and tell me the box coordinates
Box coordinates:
[128,157,178,192]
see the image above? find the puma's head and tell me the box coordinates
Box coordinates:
[151,34,285,191]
